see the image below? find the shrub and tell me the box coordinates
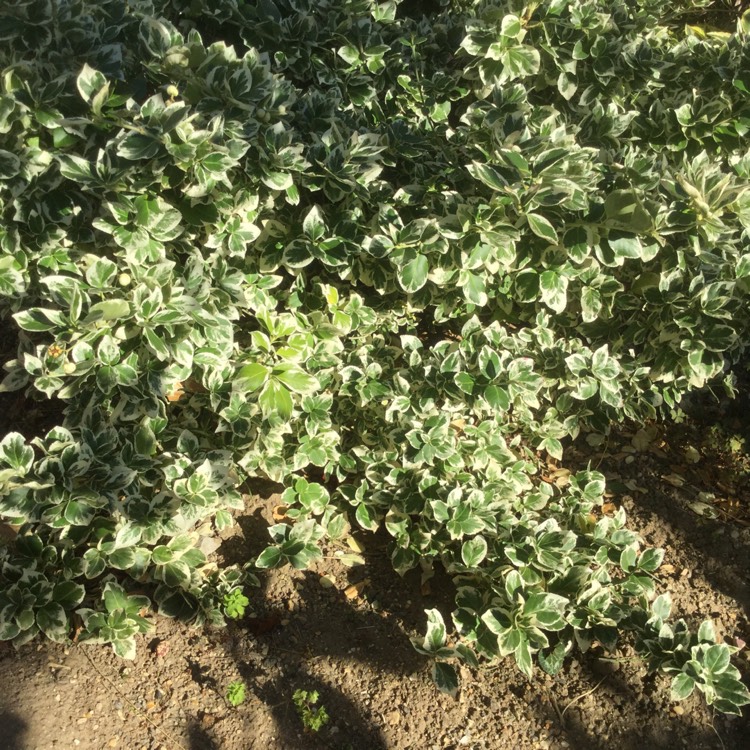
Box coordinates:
[1,0,749,714]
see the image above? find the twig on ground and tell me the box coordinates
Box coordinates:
[709,715,726,750]
[561,675,609,719]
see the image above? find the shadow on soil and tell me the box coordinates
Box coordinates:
[553,653,747,750]
[0,710,27,750]
[213,488,460,749]
[186,720,220,750]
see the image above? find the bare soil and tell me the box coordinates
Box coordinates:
[1,388,749,750]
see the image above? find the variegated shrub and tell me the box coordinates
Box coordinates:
[1,0,749,714]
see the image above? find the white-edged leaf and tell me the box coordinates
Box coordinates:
[399,255,429,293]
[527,213,559,244]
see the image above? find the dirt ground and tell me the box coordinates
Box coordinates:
[1,384,749,750]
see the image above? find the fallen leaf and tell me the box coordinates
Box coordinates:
[346,536,365,553]
[661,473,685,488]
[198,536,221,556]
[165,382,186,402]
[344,579,369,600]
[648,445,668,459]
[688,501,717,518]
[272,504,288,521]
[683,445,701,464]
[334,551,365,567]
[183,377,208,394]
[449,419,466,434]
[601,502,617,516]
[624,480,647,494]
[632,427,657,451]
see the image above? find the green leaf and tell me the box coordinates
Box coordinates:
[13,308,66,332]
[236,363,269,392]
[514,635,534,678]
[468,162,508,191]
[461,536,488,567]
[580,287,601,322]
[712,675,750,711]
[514,269,539,302]
[524,592,568,631]
[454,372,475,395]
[539,640,569,676]
[259,380,294,420]
[108,547,137,570]
[112,637,137,660]
[526,213,558,244]
[0,149,21,179]
[500,46,540,79]
[539,270,568,313]
[64,499,96,526]
[117,133,161,160]
[604,190,652,232]
[36,603,67,638]
[423,609,448,652]
[57,155,95,184]
[698,620,716,643]
[703,644,731,675]
[619,544,637,572]
[274,368,319,395]
[338,45,360,66]
[85,299,131,323]
[399,255,429,293]
[637,548,664,573]
[484,385,510,411]
[461,272,488,306]
[557,72,577,100]
[671,673,696,701]
[152,545,174,565]
[159,560,191,588]
[652,593,672,621]
[52,582,85,608]
[609,234,643,260]
[539,437,563,461]
[432,662,458,698]
[355,503,379,532]
[302,205,326,241]
[0,433,33,475]
[262,172,294,191]
[256,545,283,568]
[76,64,107,104]
[296,480,329,514]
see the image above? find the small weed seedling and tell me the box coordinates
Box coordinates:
[293,689,330,733]
[226,681,246,707]
[223,589,250,619]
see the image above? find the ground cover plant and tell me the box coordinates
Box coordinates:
[0,0,749,717]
